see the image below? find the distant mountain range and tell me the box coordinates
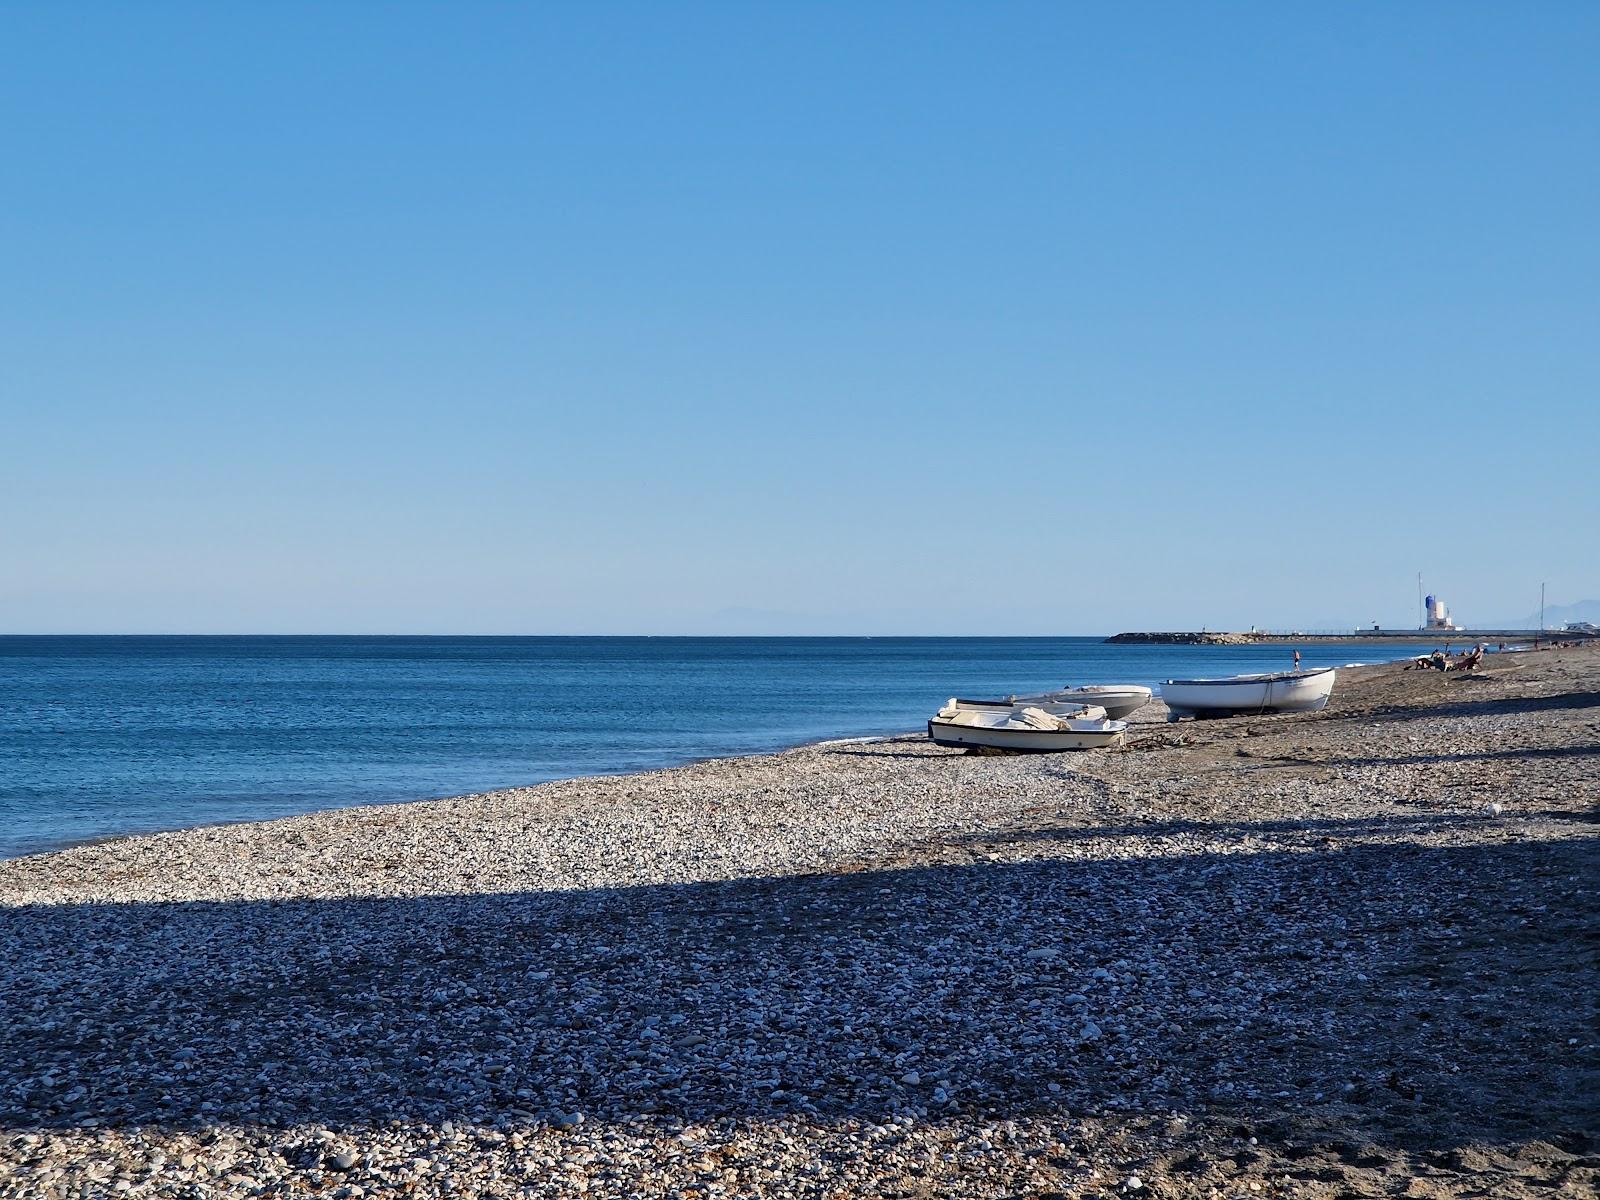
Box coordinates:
[1496,599,1600,630]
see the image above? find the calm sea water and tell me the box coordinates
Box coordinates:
[0,636,1417,859]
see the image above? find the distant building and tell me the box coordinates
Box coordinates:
[1425,595,1459,630]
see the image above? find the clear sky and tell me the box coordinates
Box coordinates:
[3,3,1596,634]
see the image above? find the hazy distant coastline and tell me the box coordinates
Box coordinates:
[1108,629,1587,645]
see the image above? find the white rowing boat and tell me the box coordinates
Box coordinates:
[944,697,1108,721]
[1159,668,1336,721]
[927,704,1128,752]
[953,685,1151,720]
[1037,685,1152,720]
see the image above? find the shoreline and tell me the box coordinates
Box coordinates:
[0,726,922,867]
[2,647,1540,882]
[3,645,1595,1198]
[2,645,1431,864]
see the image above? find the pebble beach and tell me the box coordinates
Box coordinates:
[2,645,1596,1199]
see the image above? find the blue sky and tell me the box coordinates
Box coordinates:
[3,2,1595,634]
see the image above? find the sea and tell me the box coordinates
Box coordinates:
[0,635,1422,859]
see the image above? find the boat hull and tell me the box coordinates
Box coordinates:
[927,718,1127,752]
[1159,669,1336,720]
[1044,686,1152,720]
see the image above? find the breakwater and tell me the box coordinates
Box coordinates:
[1106,629,1574,645]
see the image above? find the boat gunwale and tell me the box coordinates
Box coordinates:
[954,685,1151,707]
[1161,668,1336,687]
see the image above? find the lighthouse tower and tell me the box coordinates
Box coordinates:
[1424,595,1458,630]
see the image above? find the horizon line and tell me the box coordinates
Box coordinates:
[0,631,1123,639]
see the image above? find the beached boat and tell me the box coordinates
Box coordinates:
[945,697,1109,722]
[953,685,1152,720]
[1041,685,1152,719]
[928,703,1128,752]
[1159,668,1336,721]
